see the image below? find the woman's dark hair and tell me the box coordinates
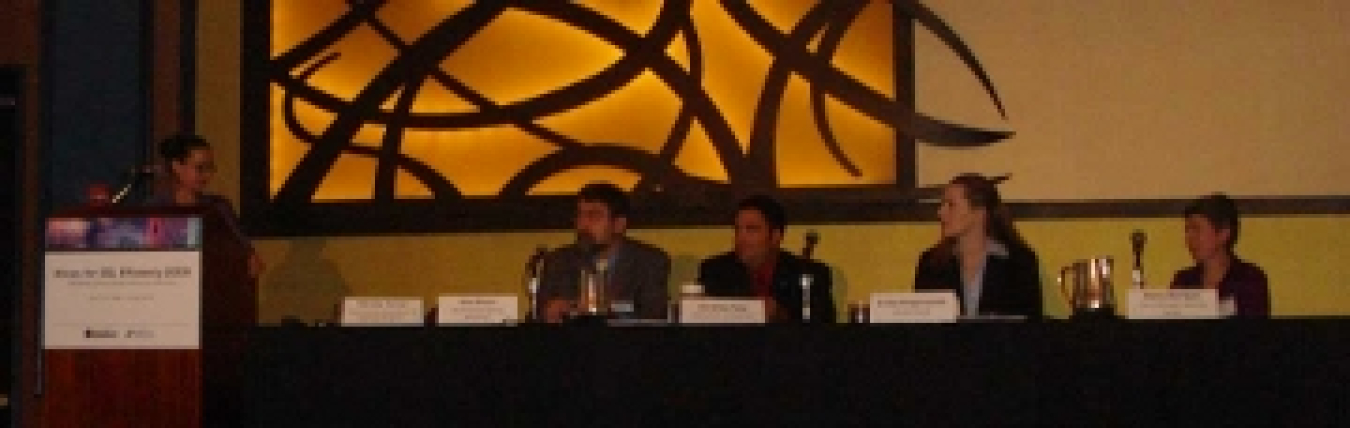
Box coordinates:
[1184,193,1240,252]
[158,134,211,165]
[932,174,1030,258]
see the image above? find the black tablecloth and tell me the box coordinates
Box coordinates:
[244,320,1349,427]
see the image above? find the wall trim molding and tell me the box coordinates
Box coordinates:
[245,195,1350,237]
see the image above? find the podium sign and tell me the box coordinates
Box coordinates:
[44,251,201,348]
[44,216,204,349]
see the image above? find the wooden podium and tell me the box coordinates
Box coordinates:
[39,205,256,428]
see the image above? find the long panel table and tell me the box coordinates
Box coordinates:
[243,320,1349,426]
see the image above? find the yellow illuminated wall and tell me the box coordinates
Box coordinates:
[266,1,940,201]
[202,1,1350,321]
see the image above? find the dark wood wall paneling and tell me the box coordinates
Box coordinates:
[3,0,192,426]
[1,0,42,425]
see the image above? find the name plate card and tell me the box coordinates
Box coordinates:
[437,294,518,325]
[1127,289,1220,319]
[869,292,959,323]
[341,297,424,326]
[679,299,767,324]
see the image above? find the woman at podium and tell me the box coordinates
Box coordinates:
[150,134,265,278]
[1170,194,1269,317]
[912,174,1043,319]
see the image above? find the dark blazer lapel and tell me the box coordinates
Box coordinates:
[606,239,634,299]
[977,255,998,312]
[936,259,966,308]
[725,257,753,296]
[772,251,808,309]
[978,253,1012,313]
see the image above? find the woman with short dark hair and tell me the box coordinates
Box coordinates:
[1170,194,1269,317]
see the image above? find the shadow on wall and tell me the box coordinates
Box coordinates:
[260,238,349,324]
[668,253,704,288]
[831,265,851,307]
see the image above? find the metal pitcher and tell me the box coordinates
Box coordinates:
[1058,257,1116,315]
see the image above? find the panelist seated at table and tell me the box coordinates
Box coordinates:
[698,196,837,323]
[913,174,1043,319]
[538,182,671,322]
[1170,193,1269,318]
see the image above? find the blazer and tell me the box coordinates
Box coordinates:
[538,237,671,319]
[145,192,252,251]
[697,250,837,323]
[1170,257,1270,318]
[912,242,1043,318]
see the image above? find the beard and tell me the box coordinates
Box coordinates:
[575,230,609,256]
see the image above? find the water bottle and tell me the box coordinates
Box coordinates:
[800,274,813,322]
[669,282,703,324]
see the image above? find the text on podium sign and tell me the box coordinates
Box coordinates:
[1127,289,1221,319]
[679,299,767,324]
[437,294,518,325]
[341,297,424,326]
[869,292,959,323]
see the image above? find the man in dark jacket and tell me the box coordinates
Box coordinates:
[697,196,836,323]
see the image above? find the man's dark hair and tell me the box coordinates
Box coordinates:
[577,182,630,218]
[737,195,786,233]
[1184,193,1241,251]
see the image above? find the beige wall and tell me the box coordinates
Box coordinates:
[199,1,1350,322]
[915,0,1350,199]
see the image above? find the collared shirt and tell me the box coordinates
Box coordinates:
[961,239,1010,316]
[752,258,777,299]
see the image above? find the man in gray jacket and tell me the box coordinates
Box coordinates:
[538,182,671,322]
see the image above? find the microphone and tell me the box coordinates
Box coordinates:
[802,230,821,260]
[1131,230,1146,258]
[1130,230,1147,288]
[525,245,548,322]
[800,230,821,322]
[527,245,548,273]
[110,165,157,205]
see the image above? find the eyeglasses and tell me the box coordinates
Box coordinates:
[178,162,216,174]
